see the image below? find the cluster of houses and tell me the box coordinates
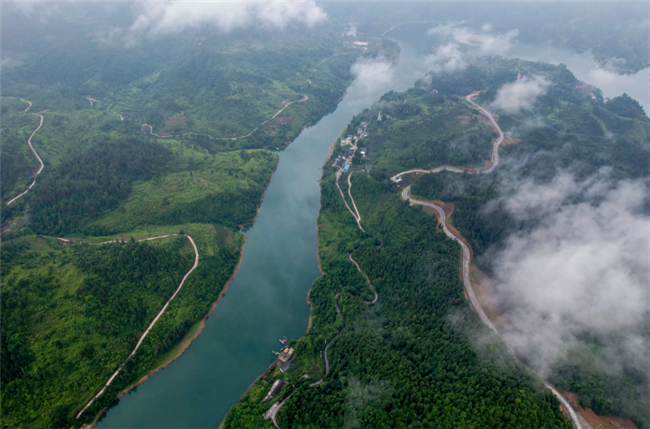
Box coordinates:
[331,119,374,173]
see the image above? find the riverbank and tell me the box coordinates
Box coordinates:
[88,236,247,428]
[237,163,279,231]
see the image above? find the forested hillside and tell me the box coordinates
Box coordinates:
[0,5,375,427]
[410,63,650,427]
[225,58,649,428]
[223,60,595,428]
[226,179,570,425]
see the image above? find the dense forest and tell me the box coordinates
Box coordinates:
[1,236,192,428]
[0,5,382,427]
[225,139,570,429]
[0,107,40,201]
[226,58,649,428]
[411,63,650,427]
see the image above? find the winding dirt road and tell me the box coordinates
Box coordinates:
[389,91,504,183]
[76,234,199,419]
[387,93,583,429]
[402,186,501,333]
[348,253,378,304]
[6,99,45,206]
[335,170,365,232]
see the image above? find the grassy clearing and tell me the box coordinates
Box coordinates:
[94,146,278,232]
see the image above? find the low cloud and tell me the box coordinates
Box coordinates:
[350,56,396,94]
[132,1,325,35]
[347,56,412,109]
[424,43,467,75]
[490,75,551,114]
[100,0,327,45]
[491,174,650,375]
[8,0,327,45]
[429,22,518,55]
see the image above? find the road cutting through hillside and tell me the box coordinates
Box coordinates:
[340,91,584,429]
[75,234,199,420]
[6,99,45,206]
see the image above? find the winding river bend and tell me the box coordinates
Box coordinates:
[97,35,424,429]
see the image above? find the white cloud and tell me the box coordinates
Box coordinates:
[424,43,467,75]
[350,56,395,93]
[7,0,327,45]
[491,175,650,374]
[112,0,326,44]
[490,75,551,114]
[429,22,518,55]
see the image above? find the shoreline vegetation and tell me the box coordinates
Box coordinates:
[3,4,648,428]
[1,24,373,425]
[87,236,247,428]
[222,54,649,428]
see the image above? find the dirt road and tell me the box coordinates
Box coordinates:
[389,91,504,183]
[76,234,199,419]
[6,108,45,206]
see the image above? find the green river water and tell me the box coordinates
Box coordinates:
[96,24,648,428]
[96,26,428,429]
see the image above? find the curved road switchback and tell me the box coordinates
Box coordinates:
[465,92,505,174]
[335,170,365,232]
[76,234,199,419]
[348,253,378,304]
[19,98,32,113]
[340,91,583,429]
[389,91,505,183]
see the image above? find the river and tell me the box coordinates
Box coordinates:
[97,24,646,428]
[96,32,424,429]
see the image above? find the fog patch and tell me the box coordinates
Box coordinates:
[429,22,518,55]
[120,0,326,44]
[490,75,551,114]
[490,174,650,375]
[347,56,416,109]
[424,43,467,75]
[350,57,396,95]
[343,377,388,428]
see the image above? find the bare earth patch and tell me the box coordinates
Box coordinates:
[561,391,639,429]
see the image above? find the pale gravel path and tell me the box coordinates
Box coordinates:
[348,253,378,304]
[6,103,45,206]
[335,169,365,232]
[347,172,363,226]
[76,234,199,419]
[389,91,583,429]
[308,293,344,388]
[389,91,504,183]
